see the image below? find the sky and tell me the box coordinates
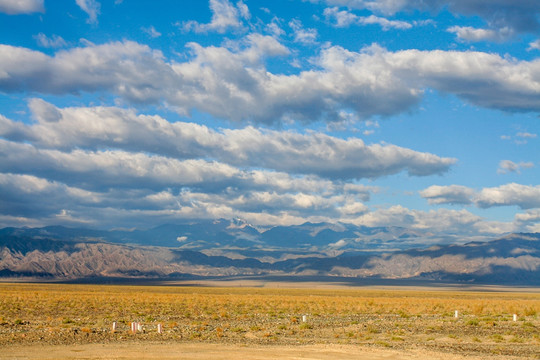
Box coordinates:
[0,0,539,238]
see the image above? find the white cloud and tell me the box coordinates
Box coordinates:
[350,205,487,234]
[476,184,540,209]
[499,132,538,145]
[0,172,100,220]
[0,139,243,191]
[0,162,374,228]
[0,41,175,101]
[0,135,379,203]
[0,101,456,180]
[265,19,285,37]
[324,7,412,30]
[75,0,101,24]
[323,7,357,27]
[236,0,250,19]
[0,0,43,14]
[182,0,248,34]
[288,19,318,44]
[350,204,526,237]
[360,14,412,30]
[419,185,475,205]
[421,183,540,210]
[497,160,534,174]
[141,26,161,39]
[33,33,68,48]
[517,132,537,139]
[447,26,514,42]
[514,209,540,233]
[528,39,540,51]
[316,0,540,34]
[2,40,540,124]
[515,209,540,223]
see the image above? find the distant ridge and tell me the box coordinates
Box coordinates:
[0,220,483,251]
[0,224,538,285]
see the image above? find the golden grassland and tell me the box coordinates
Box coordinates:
[0,283,538,358]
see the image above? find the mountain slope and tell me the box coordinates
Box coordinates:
[0,227,538,284]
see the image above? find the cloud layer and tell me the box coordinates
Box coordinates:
[1,39,540,125]
[0,100,456,180]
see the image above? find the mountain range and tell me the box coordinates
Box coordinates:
[0,220,539,285]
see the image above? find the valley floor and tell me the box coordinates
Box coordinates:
[0,283,538,359]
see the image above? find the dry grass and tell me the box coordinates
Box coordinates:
[0,283,538,358]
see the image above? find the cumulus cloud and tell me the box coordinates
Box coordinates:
[289,19,318,44]
[0,135,380,200]
[497,160,534,174]
[0,173,99,218]
[514,209,540,232]
[515,209,540,223]
[0,131,381,228]
[0,0,43,14]
[419,185,475,205]
[324,7,412,30]
[1,40,540,124]
[447,26,514,42]
[529,39,540,51]
[359,14,412,30]
[421,183,540,210]
[350,205,488,234]
[0,162,373,228]
[351,204,536,236]
[33,33,68,48]
[182,0,249,33]
[475,184,540,209]
[75,0,101,24]
[0,139,241,191]
[0,101,456,180]
[265,18,285,37]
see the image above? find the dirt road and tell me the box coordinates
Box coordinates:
[0,343,528,360]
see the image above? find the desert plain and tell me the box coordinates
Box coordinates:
[0,281,538,359]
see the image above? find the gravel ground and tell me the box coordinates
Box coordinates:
[0,283,538,359]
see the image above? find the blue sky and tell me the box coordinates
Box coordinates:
[0,0,539,239]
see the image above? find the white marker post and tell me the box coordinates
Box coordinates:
[454,310,459,318]
[137,323,143,332]
[131,322,138,333]
[302,315,307,323]
[513,314,517,322]
[157,323,163,334]
[112,321,117,333]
